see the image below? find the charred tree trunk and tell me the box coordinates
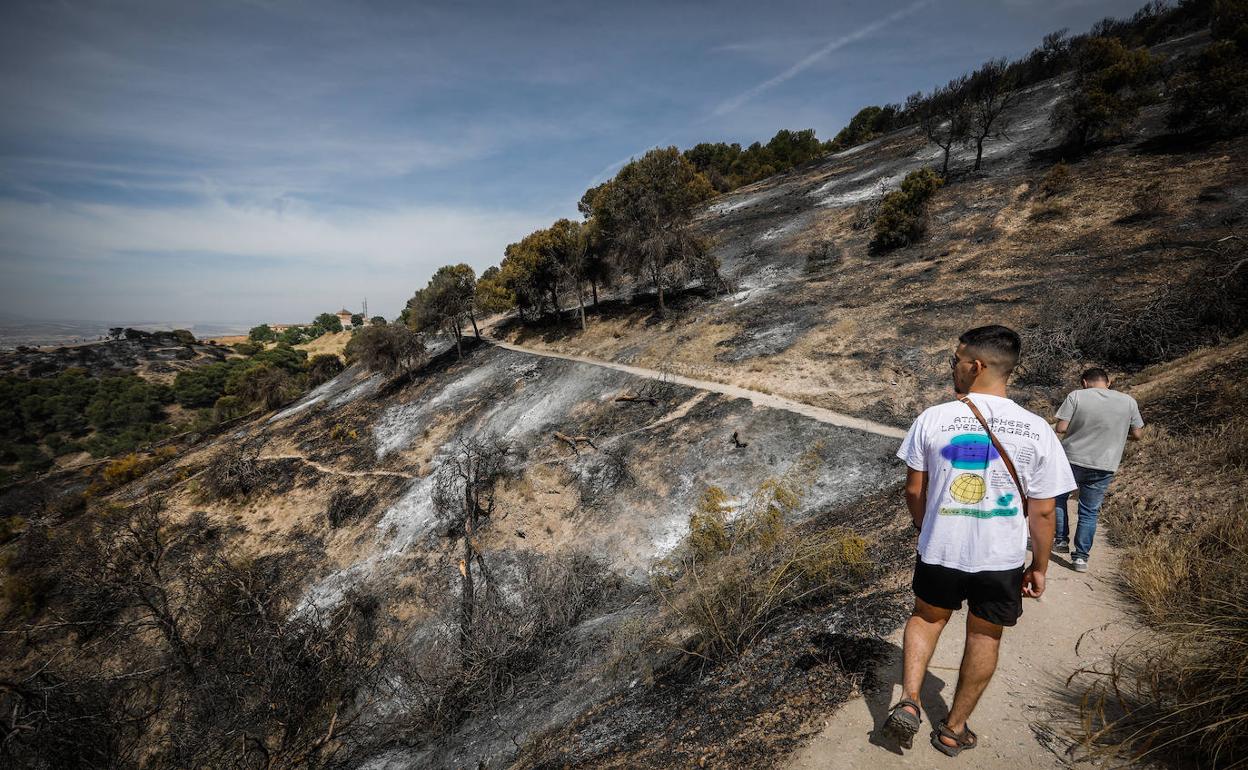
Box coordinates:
[651,261,666,317]
[458,534,474,655]
[591,280,599,307]
[469,310,481,339]
[449,318,463,359]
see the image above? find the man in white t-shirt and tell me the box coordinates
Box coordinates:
[882,325,1076,757]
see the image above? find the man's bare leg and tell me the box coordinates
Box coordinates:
[899,598,953,717]
[941,611,1003,746]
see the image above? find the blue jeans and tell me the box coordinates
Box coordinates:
[1054,464,1114,560]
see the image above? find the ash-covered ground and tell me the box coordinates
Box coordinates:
[111,339,906,768]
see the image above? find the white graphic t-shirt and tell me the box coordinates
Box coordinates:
[897,393,1076,572]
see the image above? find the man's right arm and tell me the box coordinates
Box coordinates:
[904,467,927,531]
[1054,392,1075,435]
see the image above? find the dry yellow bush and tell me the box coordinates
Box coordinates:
[100,445,179,487]
[656,443,873,659]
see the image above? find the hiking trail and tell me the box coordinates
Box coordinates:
[257,453,415,479]
[483,336,907,440]
[789,539,1136,768]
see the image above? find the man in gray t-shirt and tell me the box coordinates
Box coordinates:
[1052,367,1145,571]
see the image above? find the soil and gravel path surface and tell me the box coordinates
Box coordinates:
[484,337,907,440]
[788,541,1136,769]
[257,453,414,479]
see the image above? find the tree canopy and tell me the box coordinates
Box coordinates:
[588,147,716,315]
[405,264,477,358]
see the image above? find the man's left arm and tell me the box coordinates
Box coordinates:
[1023,496,1056,598]
[1127,397,1145,441]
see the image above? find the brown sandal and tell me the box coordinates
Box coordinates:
[883,698,922,748]
[931,719,977,757]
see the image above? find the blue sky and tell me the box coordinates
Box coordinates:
[0,0,1146,325]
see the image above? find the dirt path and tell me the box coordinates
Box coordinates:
[484,337,907,440]
[257,453,414,479]
[788,540,1136,769]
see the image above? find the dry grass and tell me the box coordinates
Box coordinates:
[294,330,352,360]
[1080,496,1248,767]
[1077,379,1248,767]
[654,445,872,660]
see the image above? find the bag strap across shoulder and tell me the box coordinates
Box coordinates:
[958,396,1030,517]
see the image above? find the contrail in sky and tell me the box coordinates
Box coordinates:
[711,0,937,117]
[582,0,935,192]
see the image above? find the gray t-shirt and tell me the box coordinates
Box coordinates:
[1054,388,1144,472]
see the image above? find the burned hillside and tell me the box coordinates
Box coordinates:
[4,4,1248,768]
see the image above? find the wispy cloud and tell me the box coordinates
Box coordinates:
[0,196,545,321]
[710,0,937,118]
[586,0,937,188]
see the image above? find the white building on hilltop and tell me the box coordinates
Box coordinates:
[336,308,354,330]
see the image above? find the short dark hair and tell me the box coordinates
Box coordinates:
[1081,367,1109,383]
[958,325,1021,374]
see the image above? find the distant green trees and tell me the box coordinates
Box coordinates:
[828,105,903,151]
[370,315,387,326]
[473,266,516,317]
[1052,36,1161,149]
[173,365,232,408]
[173,344,308,414]
[405,264,478,358]
[0,369,177,476]
[589,147,716,316]
[248,324,276,342]
[424,145,717,336]
[1168,0,1248,135]
[683,129,833,192]
[278,326,314,345]
[314,313,344,334]
[345,323,427,375]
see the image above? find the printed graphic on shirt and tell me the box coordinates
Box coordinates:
[938,433,1020,518]
[940,491,1018,519]
[940,434,1000,468]
[949,472,986,503]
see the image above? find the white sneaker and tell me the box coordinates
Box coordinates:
[1073,556,1088,573]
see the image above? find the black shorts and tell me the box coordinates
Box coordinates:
[912,554,1024,627]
